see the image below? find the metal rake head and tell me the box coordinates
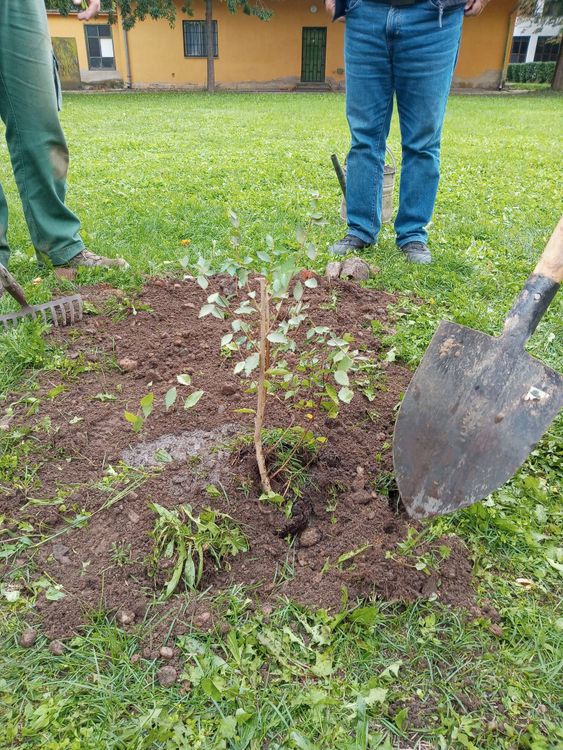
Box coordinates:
[0,294,83,331]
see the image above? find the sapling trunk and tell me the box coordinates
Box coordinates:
[255,278,271,495]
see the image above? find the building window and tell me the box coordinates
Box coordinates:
[510,36,530,63]
[534,36,561,62]
[84,25,115,69]
[183,20,218,58]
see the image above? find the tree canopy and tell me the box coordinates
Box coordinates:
[45,0,271,30]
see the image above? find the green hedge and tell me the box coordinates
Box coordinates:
[507,62,556,84]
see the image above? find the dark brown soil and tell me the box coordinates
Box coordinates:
[1,276,474,639]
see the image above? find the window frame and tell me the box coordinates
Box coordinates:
[182,20,219,59]
[510,35,530,63]
[533,35,561,62]
[84,24,116,71]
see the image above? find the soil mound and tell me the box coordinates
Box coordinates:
[1,277,474,638]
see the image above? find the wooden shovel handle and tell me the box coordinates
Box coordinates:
[533,217,563,284]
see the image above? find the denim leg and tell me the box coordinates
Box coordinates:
[345,1,394,245]
[392,1,463,247]
[0,0,85,266]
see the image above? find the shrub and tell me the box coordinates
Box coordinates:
[507,62,556,84]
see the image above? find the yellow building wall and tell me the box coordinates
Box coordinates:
[47,0,517,90]
[125,0,345,89]
[455,0,518,88]
[47,11,126,85]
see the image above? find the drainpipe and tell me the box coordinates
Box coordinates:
[122,24,132,89]
[499,5,518,90]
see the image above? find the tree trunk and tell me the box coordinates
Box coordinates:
[205,0,215,93]
[552,44,563,91]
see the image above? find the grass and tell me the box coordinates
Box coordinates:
[1,90,562,749]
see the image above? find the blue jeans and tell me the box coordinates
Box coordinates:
[344,0,463,247]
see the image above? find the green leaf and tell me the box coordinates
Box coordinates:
[201,676,223,701]
[184,390,204,409]
[394,707,408,731]
[364,686,388,706]
[349,606,379,627]
[338,386,354,404]
[93,393,117,402]
[47,385,65,399]
[45,585,65,601]
[124,411,143,432]
[218,716,237,739]
[244,353,260,375]
[267,331,289,344]
[293,280,304,301]
[199,303,222,319]
[311,651,333,677]
[164,387,177,410]
[325,384,339,405]
[177,374,192,386]
[1,588,20,602]
[304,277,318,289]
[290,731,319,750]
[154,448,173,463]
[305,242,317,260]
[221,333,234,347]
[334,370,349,387]
[140,393,154,418]
[196,275,209,290]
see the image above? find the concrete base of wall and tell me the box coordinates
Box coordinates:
[127,76,345,92]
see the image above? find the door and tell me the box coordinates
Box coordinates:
[301,27,327,83]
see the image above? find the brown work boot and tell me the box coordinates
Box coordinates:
[64,250,129,270]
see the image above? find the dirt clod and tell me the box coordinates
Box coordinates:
[157,665,178,688]
[49,640,64,656]
[19,629,37,648]
[159,646,175,660]
[116,609,136,626]
[325,261,342,280]
[118,357,138,372]
[340,257,371,281]
[299,527,322,548]
[193,611,213,631]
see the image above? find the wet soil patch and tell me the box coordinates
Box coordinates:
[1,277,474,638]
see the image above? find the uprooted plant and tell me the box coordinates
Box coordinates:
[196,214,360,504]
[148,503,248,599]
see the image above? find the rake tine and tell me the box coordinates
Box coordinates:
[69,301,76,325]
[59,302,67,327]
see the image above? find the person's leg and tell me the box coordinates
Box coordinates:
[339,0,394,247]
[0,0,84,267]
[392,1,463,250]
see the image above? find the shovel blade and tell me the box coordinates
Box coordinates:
[393,321,563,519]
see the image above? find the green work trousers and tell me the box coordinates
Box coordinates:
[0,0,84,268]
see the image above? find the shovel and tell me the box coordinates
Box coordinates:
[0,263,83,330]
[393,219,563,519]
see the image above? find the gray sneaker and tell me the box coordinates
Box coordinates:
[64,250,129,270]
[329,234,371,256]
[399,241,432,265]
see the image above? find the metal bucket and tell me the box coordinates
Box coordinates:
[338,146,397,224]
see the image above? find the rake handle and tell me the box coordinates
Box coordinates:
[0,263,28,307]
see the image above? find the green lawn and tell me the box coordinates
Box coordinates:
[1,91,562,750]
